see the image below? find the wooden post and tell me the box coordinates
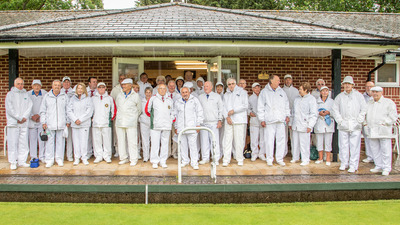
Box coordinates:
[8,49,19,89]
[331,49,341,162]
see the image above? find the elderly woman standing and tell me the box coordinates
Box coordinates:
[290,82,318,166]
[314,86,335,165]
[139,86,153,162]
[67,83,94,166]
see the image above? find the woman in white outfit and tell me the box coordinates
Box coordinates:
[290,82,318,166]
[67,83,94,166]
[314,86,335,165]
[139,87,153,162]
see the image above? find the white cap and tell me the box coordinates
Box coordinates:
[371,86,383,92]
[62,76,71,82]
[252,82,261,88]
[32,80,42,86]
[121,78,133,84]
[216,81,224,87]
[342,76,354,85]
[183,82,193,88]
[196,77,205,83]
[320,86,329,91]
[284,74,292,79]
[175,76,184,82]
[97,82,106,88]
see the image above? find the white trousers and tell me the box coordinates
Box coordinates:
[292,131,310,163]
[369,138,392,172]
[364,137,373,161]
[72,128,89,161]
[116,127,138,162]
[45,129,65,164]
[249,126,260,156]
[28,127,45,160]
[339,130,361,170]
[316,133,333,152]
[222,123,245,164]
[150,129,171,164]
[87,127,93,158]
[65,126,73,159]
[200,123,220,162]
[219,124,224,159]
[264,122,286,163]
[140,123,151,161]
[92,127,112,161]
[180,133,198,167]
[7,127,29,165]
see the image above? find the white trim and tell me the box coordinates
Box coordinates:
[374,59,400,87]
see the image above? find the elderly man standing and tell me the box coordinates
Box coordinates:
[282,74,299,156]
[222,78,248,167]
[6,78,33,170]
[199,81,224,165]
[332,76,367,173]
[61,76,74,161]
[364,86,398,176]
[40,80,69,168]
[110,74,126,157]
[311,78,332,99]
[166,80,180,159]
[28,80,47,162]
[145,84,174,169]
[248,82,264,161]
[175,86,204,170]
[362,81,375,163]
[137,72,152,99]
[115,78,142,166]
[153,76,166,95]
[258,75,290,166]
[184,70,197,90]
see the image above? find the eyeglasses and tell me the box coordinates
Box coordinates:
[228,83,235,86]
[317,83,324,86]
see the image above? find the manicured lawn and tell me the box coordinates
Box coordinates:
[0,200,399,224]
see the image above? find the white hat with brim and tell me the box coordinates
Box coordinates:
[121,78,133,84]
[32,80,42,86]
[371,86,383,92]
[175,76,184,82]
[252,82,261,88]
[341,76,355,85]
[183,82,193,88]
[284,74,292,79]
[216,82,224,87]
[62,76,71,82]
[320,86,329,91]
[196,77,205,83]
[97,82,106,88]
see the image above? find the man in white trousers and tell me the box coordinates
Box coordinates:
[311,78,332,99]
[199,81,224,165]
[166,80,180,159]
[332,76,367,173]
[248,82,264,162]
[137,72,152,99]
[5,78,33,170]
[364,86,397,176]
[40,80,69,168]
[61,76,74,162]
[222,78,248,167]
[282,74,299,156]
[115,78,141,166]
[92,82,116,164]
[174,87,204,170]
[110,74,126,158]
[86,76,98,159]
[28,80,47,163]
[362,81,375,163]
[257,75,290,166]
[145,84,174,169]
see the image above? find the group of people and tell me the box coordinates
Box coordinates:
[5,71,398,176]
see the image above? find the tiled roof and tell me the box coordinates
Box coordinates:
[0,3,398,44]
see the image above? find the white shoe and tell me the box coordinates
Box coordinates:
[382,171,390,176]
[10,163,17,170]
[114,153,119,158]
[315,160,323,164]
[152,163,158,169]
[138,155,142,160]
[161,163,168,168]
[130,161,137,167]
[259,155,266,161]
[173,155,178,159]
[300,162,309,166]
[45,162,53,168]
[348,168,356,173]
[67,157,73,162]
[118,159,129,165]
[199,160,209,165]
[56,160,64,167]
[94,158,102,164]
[18,163,30,168]
[326,162,331,166]
[339,164,347,171]
[215,161,219,166]
[277,161,286,166]
[290,159,298,163]
[238,161,243,166]
[73,159,80,166]
[193,165,199,170]
[82,160,89,165]
[267,161,273,166]
[362,158,373,163]
[222,162,229,167]
[105,158,112,163]
[370,168,383,173]
[181,162,189,168]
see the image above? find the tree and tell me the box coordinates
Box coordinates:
[0,0,103,10]
[136,0,283,10]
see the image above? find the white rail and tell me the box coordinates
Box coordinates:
[177,126,217,184]
[3,126,6,156]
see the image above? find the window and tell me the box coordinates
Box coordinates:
[221,58,240,85]
[375,60,399,87]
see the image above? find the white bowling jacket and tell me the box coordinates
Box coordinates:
[364,96,398,139]
[28,89,47,128]
[314,97,335,133]
[40,90,69,130]
[67,93,94,128]
[145,93,174,131]
[174,95,204,134]
[282,85,299,113]
[5,87,33,128]
[290,94,318,132]
[61,87,74,98]
[257,84,290,125]
[332,89,367,132]
[139,98,151,127]
[115,89,142,128]
[198,91,224,124]
[223,85,248,124]
[110,84,122,100]
[137,81,152,99]
[92,91,116,128]
[248,93,260,127]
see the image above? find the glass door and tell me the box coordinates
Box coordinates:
[112,58,144,87]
